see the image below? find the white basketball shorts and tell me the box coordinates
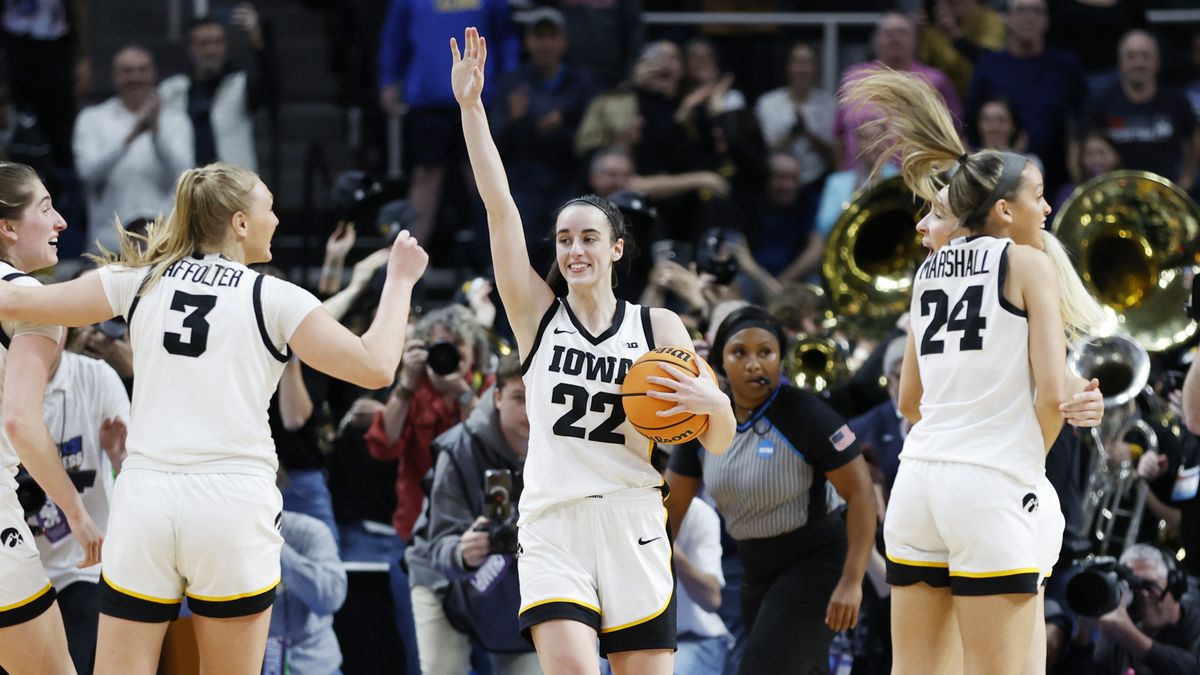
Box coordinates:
[517,488,676,656]
[99,469,283,621]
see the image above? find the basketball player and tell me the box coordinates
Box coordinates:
[843,70,1071,675]
[918,180,1109,675]
[451,28,735,675]
[0,162,102,675]
[0,163,428,674]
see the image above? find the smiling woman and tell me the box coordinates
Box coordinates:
[0,161,101,675]
[0,161,430,674]
[452,26,735,674]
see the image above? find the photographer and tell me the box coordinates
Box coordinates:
[418,353,539,674]
[1065,544,1200,674]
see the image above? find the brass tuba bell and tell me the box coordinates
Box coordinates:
[1053,171,1200,353]
[784,333,847,393]
[821,176,928,339]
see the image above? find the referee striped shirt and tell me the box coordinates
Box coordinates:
[669,384,860,541]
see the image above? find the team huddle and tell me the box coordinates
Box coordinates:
[0,25,1112,675]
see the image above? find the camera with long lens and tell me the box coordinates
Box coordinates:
[330,171,413,242]
[15,466,96,535]
[482,469,520,555]
[426,341,462,377]
[696,228,741,286]
[1066,557,1151,620]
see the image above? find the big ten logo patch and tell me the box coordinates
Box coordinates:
[58,436,84,472]
[1022,493,1039,513]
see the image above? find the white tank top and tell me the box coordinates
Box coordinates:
[900,236,1045,484]
[98,256,321,480]
[518,298,661,523]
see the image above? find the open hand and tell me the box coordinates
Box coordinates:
[326,221,357,263]
[67,509,103,568]
[450,27,488,106]
[99,416,128,473]
[644,358,724,418]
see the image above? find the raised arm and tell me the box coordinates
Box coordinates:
[0,273,116,327]
[290,231,427,390]
[451,27,553,352]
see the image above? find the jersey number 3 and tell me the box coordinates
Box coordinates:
[551,383,626,445]
[164,291,217,357]
[919,285,987,355]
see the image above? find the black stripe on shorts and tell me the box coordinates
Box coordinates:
[519,600,601,647]
[187,583,278,619]
[950,572,1039,596]
[885,558,950,589]
[99,576,182,623]
[598,587,677,656]
[0,584,56,628]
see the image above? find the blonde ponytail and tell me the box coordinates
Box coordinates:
[91,163,258,293]
[1040,230,1114,340]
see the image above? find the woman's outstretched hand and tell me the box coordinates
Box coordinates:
[450,27,488,106]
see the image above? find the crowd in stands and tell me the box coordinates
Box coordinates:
[4,0,1200,673]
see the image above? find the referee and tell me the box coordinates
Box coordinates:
[667,306,876,674]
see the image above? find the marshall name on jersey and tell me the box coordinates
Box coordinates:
[519,299,661,524]
[901,236,1045,484]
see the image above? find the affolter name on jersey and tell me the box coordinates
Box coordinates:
[164,259,247,288]
[918,247,991,281]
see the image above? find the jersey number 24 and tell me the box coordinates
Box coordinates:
[919,285,987,356]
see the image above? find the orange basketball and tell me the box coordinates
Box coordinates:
[621,347,717,445]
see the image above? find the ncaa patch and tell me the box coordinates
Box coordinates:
[829,424,856,452]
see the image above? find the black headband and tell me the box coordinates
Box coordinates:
[724,317,783,343]
[962,152,1028,228]
[561,196,625,239]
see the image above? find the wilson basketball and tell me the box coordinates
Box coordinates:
[621,347,717,445]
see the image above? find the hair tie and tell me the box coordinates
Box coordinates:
[957,153,969,166]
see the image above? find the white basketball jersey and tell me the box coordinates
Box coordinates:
[901,236,1045,483]
[519,299,661,523]
[98,255,320,480]
[0,262,62,490]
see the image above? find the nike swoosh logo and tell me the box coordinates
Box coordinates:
[638,537,661,545]
[553,328,576,335]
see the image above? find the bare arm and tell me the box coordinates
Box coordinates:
[0,272,115,327]
[824,455,876,631]
[897,330,922,423]
[649,308,735,455]
[322,248,389,323]
[627,172,730,201]
[776,233,824,284]
[5,334,102,566]
[290,232,428,390]
[277,356,313,432]
[1014,246,1068,451]
[664,469,700,539]
[1185,354,1200,436]
[451,28,553,351]
[673,545,722,613]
